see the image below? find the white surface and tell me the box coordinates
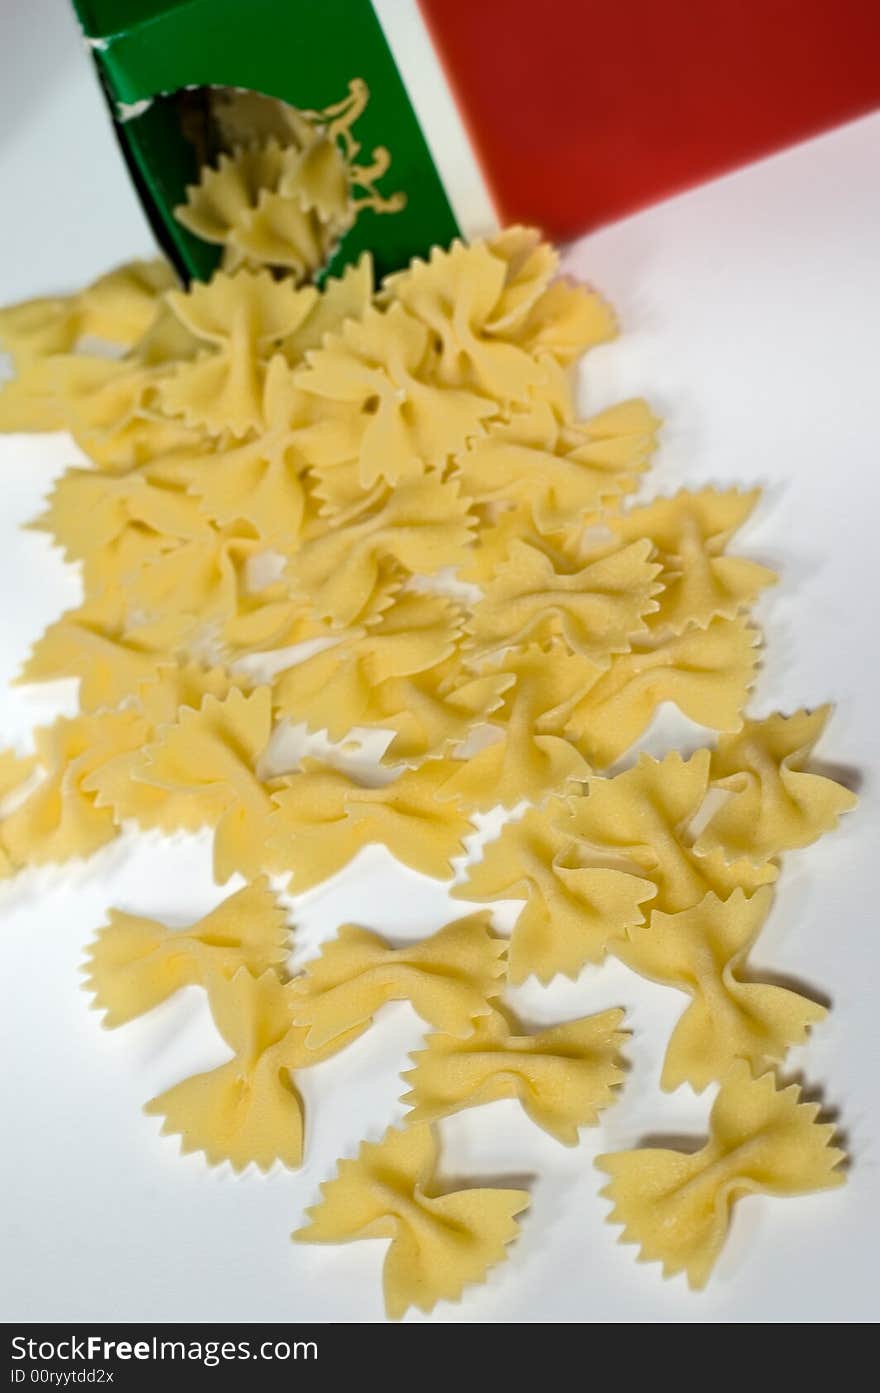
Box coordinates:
[1,0,878,1325]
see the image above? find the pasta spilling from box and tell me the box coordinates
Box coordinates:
[0,154,855,1314]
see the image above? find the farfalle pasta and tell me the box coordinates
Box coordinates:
[439,644,593,810]
[614,888,826,1090]
[401,1007,627,1144]
[158,270,318,436]
[610,489,777,633]
[0,115,857,1318]
[145,968,364,1171]
[85,879,290,1028]
[287,476,474,626]
[268,759,477,888]
[695,706,858,862]
[175,81,403,283]
[287,914,506,1049]
[467,536,661,661]
[295,1123,529,1319]
[455,800,655,983]
[560,616,761,767]
[567,750,777,916]
[597,1064,845,1288]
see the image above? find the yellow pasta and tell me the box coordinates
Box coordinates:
[438,644,594,810]
[294,302,495,486]
[158,269,317,435]
[1,711,147,871]
[175,139,298,253]
[376,655,513,765]
[175,81,402,283]
[567,751,777,916]
[467,536,661,661]
[0,178,855,1314]
[0,751,38,876]
[561,616,761,767]
[271,591,464,736]
[146,967,364,1171]
[174,355,315,544]
[597,1063,845,1288]
[380,240,550,403]
[611,489,777,633]
[615,888,825,1090]
[84,879,290,1028]
[294,1123,529,1319]
[456,388,658,535]
[287,914,506,1049]
[695,706,858,863]
[401,1007,627,1143]
[455,800,654,983]
[287,476,474,626]
[269,759,476,889]
[32,464,211,566]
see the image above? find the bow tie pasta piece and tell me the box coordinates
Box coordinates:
[401,1007,627,1144]
[293,303,496,487]
[0,259,173,364]
[458,501,539,587]
[272,592,464,735]
[230,183,343,283]
[76,259,179,347]
[145,968,363,1172]
[376,656,514,765]
[17,594,177,714]
[294,1123,529,1319]
[139,686,280,883]
[479,226,558,331]
[611,490,777,633]
[287,914,506,1050]
[455,801,654,983]
[0,711,147,872]
[695,707,858,864]
[561,615,761,767]
[379,240,549,404]
[175,83,402,283]
[569,752,776,917]
[277,132,351,223]
[82,662,245,832]
[31,465,211,568]
[122,527,302,654]
[467,537,661,662]
[597,1063,846,1289]
[174,139,294,251]
[84,878,291,1027]
[176,356,318,544]
[0,293,83,367]
[615,889,826,1091]
[269,759,477,890]
[231,129,392,284]
[282,253,374,360]
[439,645,597,810]
[456,393,658,536]
[506,272,617,365]
[49,353,205,472]
[287,476,475,627]
[158,270,318,437]
[271,641,390,741]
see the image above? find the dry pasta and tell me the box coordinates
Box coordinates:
[0,115,858,1314]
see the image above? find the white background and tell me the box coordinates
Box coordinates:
[1,0,878,1324]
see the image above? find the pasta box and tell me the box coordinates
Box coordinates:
[73,0,880,281]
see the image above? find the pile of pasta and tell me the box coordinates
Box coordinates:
[0,219,855,1316]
